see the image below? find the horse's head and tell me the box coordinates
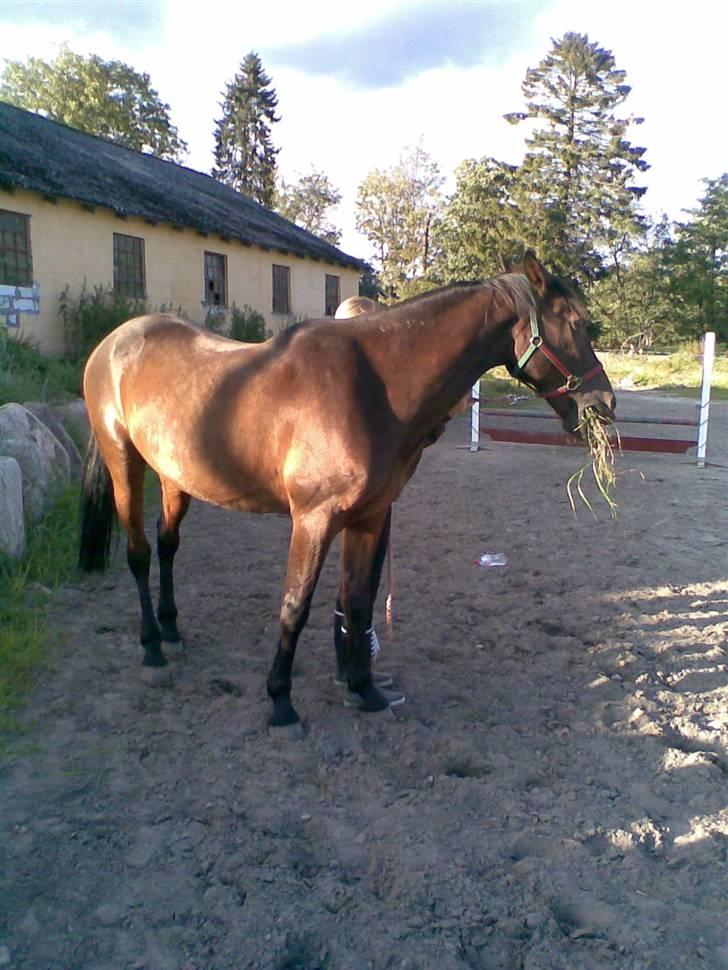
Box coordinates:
[503,252,615,435]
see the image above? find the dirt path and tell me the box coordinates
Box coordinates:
[2,397,728,970]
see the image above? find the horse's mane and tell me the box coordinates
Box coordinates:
[374,273,537,322]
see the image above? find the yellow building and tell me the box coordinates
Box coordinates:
[0,102,363,355]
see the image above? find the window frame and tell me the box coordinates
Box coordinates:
[113,232,146,299]
[204,250,228,309]
[325,274,340,317]
[272,264,291,315]
[0,209,33,287]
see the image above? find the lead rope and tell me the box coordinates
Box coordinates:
[385,509,394,642]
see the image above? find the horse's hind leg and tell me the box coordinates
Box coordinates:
[266,511,335,736]
[105,440,165,670]
[156,478,191,643]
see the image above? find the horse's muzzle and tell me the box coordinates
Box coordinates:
[560,389,616,436]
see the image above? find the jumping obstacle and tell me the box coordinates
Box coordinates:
[470,332,716,465]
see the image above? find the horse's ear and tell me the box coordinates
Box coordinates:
[522,251,549,297]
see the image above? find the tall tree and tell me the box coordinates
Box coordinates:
[212,52,279,207]
[668,174,728,339]
[505,32,648,283]
[432,157,523,283]
[274,168,342,245]
[589,219,678,348]
[355,142,443,299]
[0,45,187,161]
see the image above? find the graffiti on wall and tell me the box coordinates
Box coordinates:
[1,283,40,329]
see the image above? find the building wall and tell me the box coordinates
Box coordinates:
[0,188,360,355]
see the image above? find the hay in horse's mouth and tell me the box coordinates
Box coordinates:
[568,407,619,516]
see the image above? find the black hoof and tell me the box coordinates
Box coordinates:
[142,645,167,668]
[159,621,182,643]
[345,683,391,713]
[268,696,301,729]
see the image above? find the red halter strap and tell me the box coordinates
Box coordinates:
[511,285,604,399]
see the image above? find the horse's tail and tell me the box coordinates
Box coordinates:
[78,432,116,572]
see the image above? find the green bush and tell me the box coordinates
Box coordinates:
[0,329,81,405]
[60,282,148,361]
[229,303,271,343]
[204,306,226,334]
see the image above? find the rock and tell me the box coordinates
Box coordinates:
[0,456,25,558]
[52,398,90,450]
[23,401,83,478]
[0,403,71,522]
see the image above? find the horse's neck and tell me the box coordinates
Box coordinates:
[363,287,512,424]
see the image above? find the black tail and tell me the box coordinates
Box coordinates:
[79,433,116,571]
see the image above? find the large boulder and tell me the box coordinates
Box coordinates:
[23,401,83,478]
[0,456,25,558]
[0,403,71,522]
[52,398,90,452]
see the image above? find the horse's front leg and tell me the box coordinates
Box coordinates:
[266,511,335,738]
[339,509,395,714]
[156,480,191,643]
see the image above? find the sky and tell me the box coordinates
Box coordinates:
[1,0,727,262]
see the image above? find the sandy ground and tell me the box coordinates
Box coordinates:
[1,392,727,970]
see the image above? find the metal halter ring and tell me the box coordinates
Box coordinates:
[565,375,582,391]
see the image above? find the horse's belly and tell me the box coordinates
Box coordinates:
[131,421,289,515]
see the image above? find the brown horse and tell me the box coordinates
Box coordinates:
[79,252,615,736]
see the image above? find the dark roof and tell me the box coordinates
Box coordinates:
[0,101,364,270]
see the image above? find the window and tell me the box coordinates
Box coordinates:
[272,264,290,314]
[204,251,227,307]
[0,209,32,286]
[325,274,340,316]
[113,232,146,298]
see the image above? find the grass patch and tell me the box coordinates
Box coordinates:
[0,331,82,407]
[599,346,728,399]
[0,483,80,732]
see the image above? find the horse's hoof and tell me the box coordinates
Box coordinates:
[268,720,305,741]
[344,685,404,712]
[141,666,173,687]
[160,623,182,644]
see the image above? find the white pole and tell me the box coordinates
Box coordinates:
[696,331,715,468]
[470,380,480,452]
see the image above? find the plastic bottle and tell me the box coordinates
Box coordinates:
[477,553,507,568]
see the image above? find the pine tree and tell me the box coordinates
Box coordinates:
[212,52,279,207]
[505,32,648,282]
